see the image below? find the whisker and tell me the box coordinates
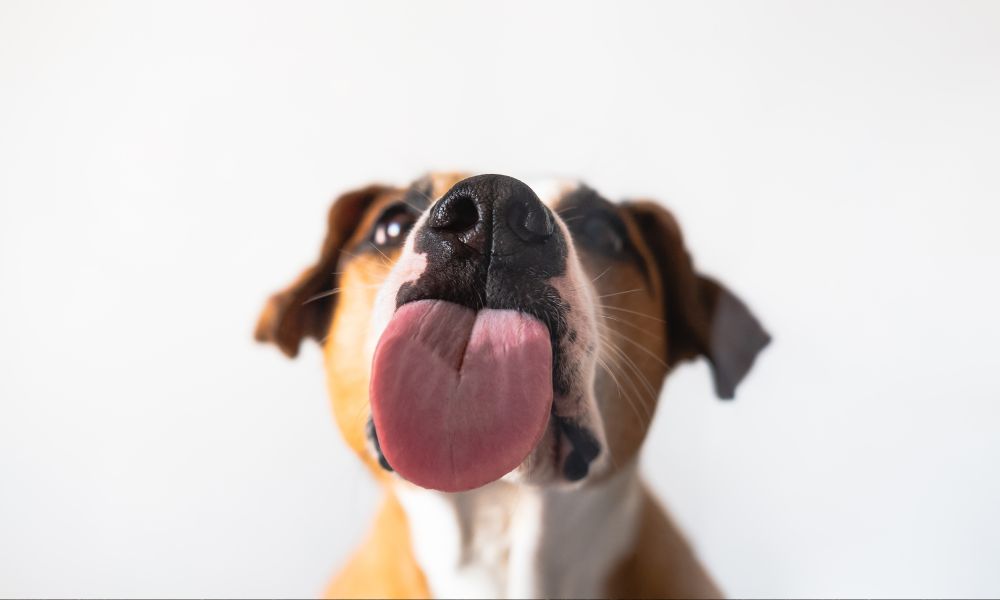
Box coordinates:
[598,288,645,299]
[353,398,372,429]
[599,348,654,424]
[597,329,659,421]
[366,242,397,268]
[409,187,438,206]
[401,198,425,213]
[597,329,655,412]
[591,266,612,283]
[337,248,393,272]
[607,328,670,369]
[596,354,648,428]
[555,205,584,218]
[303,288,345,305]
[600,312,663,342]
[599,304,665,323]
[303,282,385,306]
[331,269,390,276]
[338,248,364,260]
[601,333,660,393]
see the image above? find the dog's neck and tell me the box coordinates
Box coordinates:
[394,461,643,599]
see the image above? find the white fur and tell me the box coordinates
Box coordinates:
[396,462,642,599]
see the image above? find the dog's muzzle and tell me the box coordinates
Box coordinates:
[369,174,591,492]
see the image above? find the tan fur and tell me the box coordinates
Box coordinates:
[324,493,430,599]
[325,255,390,473]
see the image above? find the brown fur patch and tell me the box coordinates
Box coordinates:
[605,487,722,598]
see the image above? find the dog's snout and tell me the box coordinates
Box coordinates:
[399,173,567,317]
[427,174,556,255]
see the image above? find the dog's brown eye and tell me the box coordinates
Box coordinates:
[582,215,624,255]
[372,205,417,247]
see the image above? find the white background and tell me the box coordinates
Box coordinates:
[2,1,999,597]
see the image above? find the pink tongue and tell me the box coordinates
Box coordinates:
[370,300,553,492]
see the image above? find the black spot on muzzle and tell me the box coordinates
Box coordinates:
[367,418,393,472]
[555,414,602,481]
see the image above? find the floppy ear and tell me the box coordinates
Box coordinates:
[255,184,390,358]
[624,201,771,399]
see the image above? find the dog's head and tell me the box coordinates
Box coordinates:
[256,173,769,492]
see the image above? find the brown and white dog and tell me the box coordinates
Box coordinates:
[255,173,769,599]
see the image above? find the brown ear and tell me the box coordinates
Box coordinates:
[255,184,390,358]
[624,201,771,399]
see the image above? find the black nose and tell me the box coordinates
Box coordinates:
[398,173,568,314]
[427,174,555,254]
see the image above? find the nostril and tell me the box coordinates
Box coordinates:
[508,198,555,243]
[429,193,479,232]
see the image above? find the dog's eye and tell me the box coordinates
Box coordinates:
[372,204,417,247]
[582,215,625,255]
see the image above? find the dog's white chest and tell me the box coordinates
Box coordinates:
[395,466,642,599]
[396,484,514,598]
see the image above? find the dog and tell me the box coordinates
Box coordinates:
[255,173,769,599]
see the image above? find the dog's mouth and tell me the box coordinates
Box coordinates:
[369,299,555,492]
[370,300,552,492]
